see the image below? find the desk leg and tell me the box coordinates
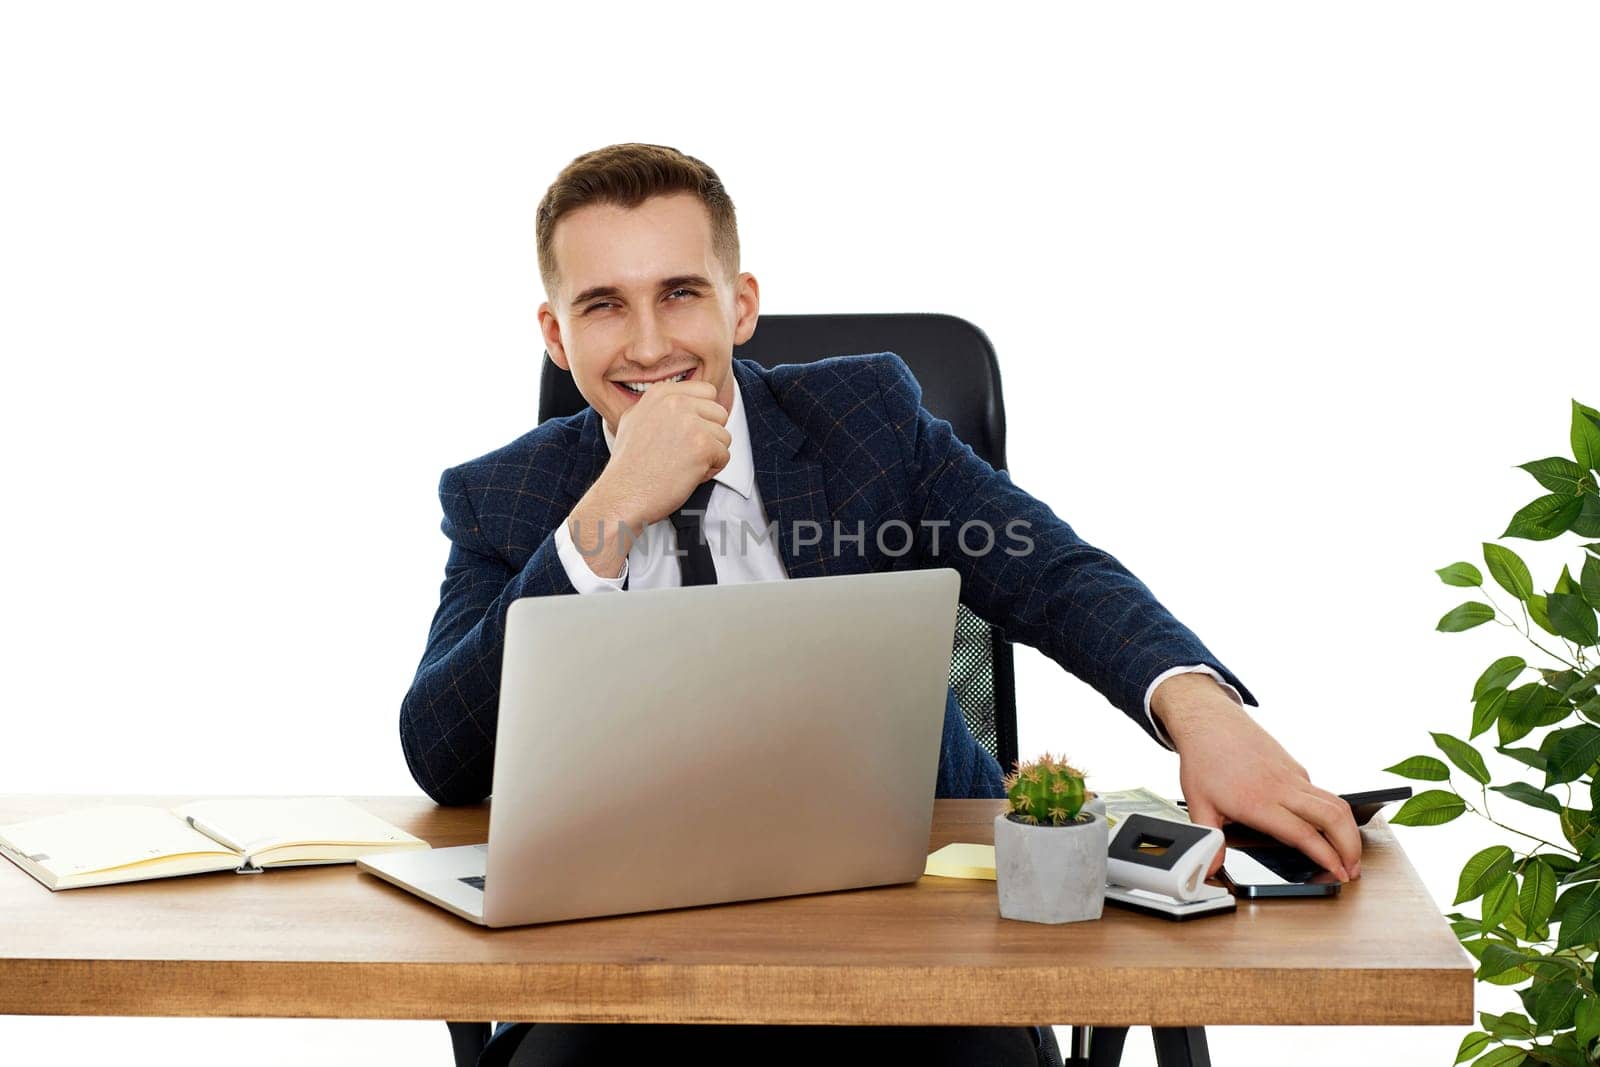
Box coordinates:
[1083,1025,1127,1067]
[1152,1027,1211,1067]
[1076,1026,1210,1067]
[447,1021,491,1067]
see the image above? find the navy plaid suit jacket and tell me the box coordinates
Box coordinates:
[400,353,1255,806]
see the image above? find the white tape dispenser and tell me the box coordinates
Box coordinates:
[1105,813,1236,920]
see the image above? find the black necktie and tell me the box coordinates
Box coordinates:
[668,480,719,586]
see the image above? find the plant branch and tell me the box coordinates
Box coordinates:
[1462,795,1579,857]
[1480,584,1583,669]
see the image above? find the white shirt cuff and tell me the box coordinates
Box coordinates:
[1142,664,1245,750]
[554,519,628,594]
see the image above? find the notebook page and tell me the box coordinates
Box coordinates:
[171,797,424,856]
[0,805,237,878]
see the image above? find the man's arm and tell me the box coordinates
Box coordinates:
[874,353,1361,878]
[874,353,1252,739]
[398,465,578,806]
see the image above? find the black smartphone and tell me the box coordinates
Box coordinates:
[1220,844,1342,898]
[1176,787,1412,825]
[1342,787,1412,826]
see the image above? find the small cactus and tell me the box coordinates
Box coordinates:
[1003,752,1090,826]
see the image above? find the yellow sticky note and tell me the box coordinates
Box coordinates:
[924,842,996,880]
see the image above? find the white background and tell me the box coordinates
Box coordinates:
[2,2,1596,1063]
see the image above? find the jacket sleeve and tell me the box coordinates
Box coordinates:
[873,354,1257,747]
[399,465,577,805]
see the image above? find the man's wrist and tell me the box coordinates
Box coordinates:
[1151,672,1248,751]
[567,480,648,581]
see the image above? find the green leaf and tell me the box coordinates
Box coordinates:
[1485,543,1536,601]
[1574,399,1600,474]
[1474,689,1510,739]
[1504,684,1573,741]
[1472,1044,1527,1066]
[1480,1011,1537,1040]
[1519,456,1588,495]
[1504,494,1585,541]
[1561,860,1600,885]
[1546,725,1600,786]
[1577,997,1600,1047]
[1557,564,1580,596]
[1476,656,1529,701]
[1491,781,1563,815]
[1573,493,1600,538]
[1383,755,1450,782]
[1456,1031,1493,1064]
[1477,940,1528,982]
[1392,789,1468,827]
[1541,668,1582,694]
[1500,683,1566,745]
[1548,592,1599,648]
[1530,594,1560,637]
[1530,978,1583,1032]
[1439,561,1485,587]
[1546,1031,1592,1066]
[1583,556,1600,610]
[1554,882,1600,949]
[1434,732,1492,784]
[1498,745,1549,772]
[1536,853,1579,875]
[1521,859,1558,929]
[1457,845,1516,905]
[1584,542,1600,558]
[1482,872,1519,929]
[1440,602,1497,632]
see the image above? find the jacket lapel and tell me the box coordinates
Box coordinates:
[556,405,611,508]
[732,359,836,580]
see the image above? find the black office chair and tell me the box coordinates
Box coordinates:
[447,313,1199,1067]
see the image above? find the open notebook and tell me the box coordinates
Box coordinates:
[0,797,429,891]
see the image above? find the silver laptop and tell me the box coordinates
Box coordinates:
[360,568,961,927]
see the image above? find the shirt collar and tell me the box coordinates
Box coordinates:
[599,371,756,501]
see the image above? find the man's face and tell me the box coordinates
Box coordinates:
[538,192,759,436]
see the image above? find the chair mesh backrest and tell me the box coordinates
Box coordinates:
[536,312,1020,777]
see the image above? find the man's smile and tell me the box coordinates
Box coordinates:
[612,365,696,399]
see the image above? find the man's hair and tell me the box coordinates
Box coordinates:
[536,143,740,296]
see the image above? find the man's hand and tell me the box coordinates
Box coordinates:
[565,379,732,580]
[1152,673,1363,881]
[602,378,732,525]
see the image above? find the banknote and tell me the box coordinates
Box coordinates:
[1097,786,1189,829]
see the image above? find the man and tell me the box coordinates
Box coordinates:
[399,143,1361,1065]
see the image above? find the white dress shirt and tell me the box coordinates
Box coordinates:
[553,373,1241,748]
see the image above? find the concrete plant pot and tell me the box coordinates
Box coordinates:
[993,804,1109,924]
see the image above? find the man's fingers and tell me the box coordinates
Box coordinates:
[1184,796,1228,877]
[1249,804,1350,881]
[1288,785,1363,874]
[692,398,731,424]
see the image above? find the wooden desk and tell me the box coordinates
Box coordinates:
[0,795,1472,1027]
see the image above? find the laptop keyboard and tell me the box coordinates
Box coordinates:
[459,875,486,891]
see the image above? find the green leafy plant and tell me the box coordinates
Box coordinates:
[1387,400,1600,1067]
[1003,753,1091,826]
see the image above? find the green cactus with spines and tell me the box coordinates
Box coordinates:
[1002,752,1090,826]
